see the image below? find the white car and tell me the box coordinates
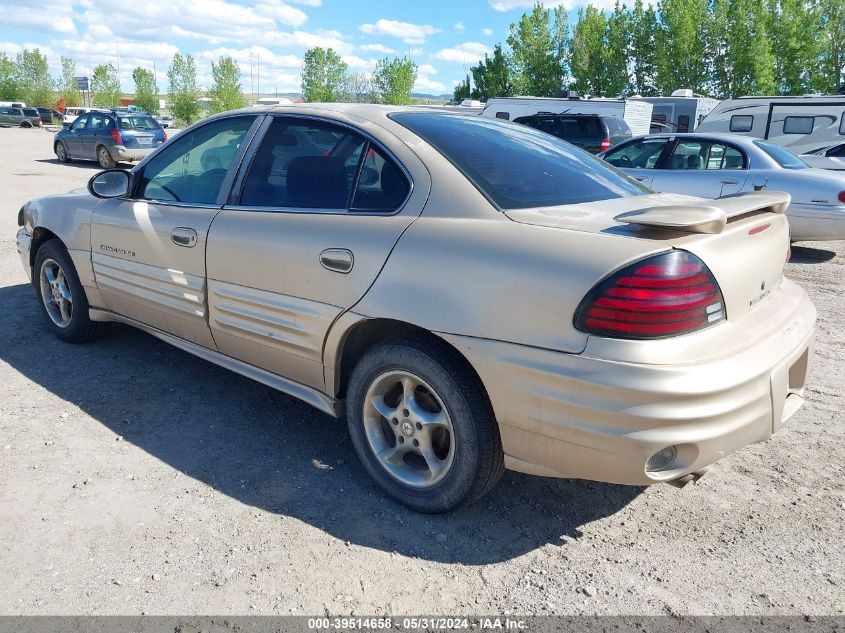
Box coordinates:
[801,144,845,171]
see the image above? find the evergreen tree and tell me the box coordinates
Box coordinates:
[453,75,471,101]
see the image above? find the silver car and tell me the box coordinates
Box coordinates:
[600,133,845,241]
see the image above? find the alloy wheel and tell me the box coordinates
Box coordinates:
[39,258,73,328]
[362,370,455,488]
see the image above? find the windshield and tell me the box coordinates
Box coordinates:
[392,113,648,209]
[754,140,807,170]
[118,116,161,131]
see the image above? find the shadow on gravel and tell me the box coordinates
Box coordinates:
[34,159,130,170]
[0,282,641,564]
[789,245,837,264]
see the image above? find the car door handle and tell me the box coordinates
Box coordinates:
[633,176,649,182]
[320,248,354,273]
[720,178,739,185]
[171,227,198,248]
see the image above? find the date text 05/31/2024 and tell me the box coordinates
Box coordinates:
[307,617,528,630]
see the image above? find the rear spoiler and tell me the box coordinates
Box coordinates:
[614,191,790,234]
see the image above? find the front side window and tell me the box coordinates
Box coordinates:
[604,138,669,169]
[729,115,753,133]
[138,115,255,204]
[71,115,89,130]
[393,113,647,209]
[783,116,814,135]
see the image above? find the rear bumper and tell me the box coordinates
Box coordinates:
[111,146,155,162]
[440,279,816,485]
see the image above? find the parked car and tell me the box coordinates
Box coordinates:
[600,132,845,241]
[62,107,98,126]
[36,107,63,125]
[514,112,632,153]
[800,143,845,171]
[0,106,41,127]
[16,106,815,512]
[154,115,174,128]
[53,110,167,168]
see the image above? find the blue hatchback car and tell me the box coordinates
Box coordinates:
[54,110,167,168]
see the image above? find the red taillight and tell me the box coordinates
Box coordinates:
[837,191,845,204]
[575,251,725,339]
[111,129,122,144]
[162,130,167,141]
[600,138,611,151]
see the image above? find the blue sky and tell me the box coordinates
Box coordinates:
[0,0,613,96]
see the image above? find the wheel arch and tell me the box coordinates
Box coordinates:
[328,316,490,407]
[29,227,61,274]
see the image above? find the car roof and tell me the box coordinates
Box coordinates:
[627,132,765,147]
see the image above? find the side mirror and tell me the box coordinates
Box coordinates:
[89,169,130,199]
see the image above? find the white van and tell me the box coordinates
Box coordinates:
[696,95,845,155]
[631,89,720,132]
[0,101,26,108]
[480,97,653,136]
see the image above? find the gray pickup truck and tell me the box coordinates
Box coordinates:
[0,106,41,128]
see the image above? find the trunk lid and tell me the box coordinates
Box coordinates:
[506,191,792,322]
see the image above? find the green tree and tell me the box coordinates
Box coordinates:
[507,1,564,96]
[770,0,821,94]
[372,57,417,105]
[167,52,201,125]
[133,67,159,115]
[816,0,845,93]
[91,63,121,107]
[58,56,80,107]
[209,56,246,113]
[605,2,631,96]
[711,0,776,97]
[629,0,659,95]
[16,48,53,106]
[0,52,18,101]
[453,74,471,101]
[301,47,348,102]
[655,0,712,95]
[470,45,513,101]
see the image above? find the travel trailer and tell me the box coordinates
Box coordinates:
[480,97,653,136]
[696,95,845,155]
[632,89,720,132]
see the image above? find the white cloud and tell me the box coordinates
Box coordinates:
[342,55,378,71]
[359,43,396,55]
[253,0,309,27]
[359,19,441,45]
[482,28,494,37]
[288,0,321,4]
[0,2,76,35]
[418,64,438,75]
[489,0,618,9]
[432,42,492,64]
[454,22,465,32]
[414,75,447,93]
[262,29,353,53]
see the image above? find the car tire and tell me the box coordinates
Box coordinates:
[34,239,104,343]
[346,334,504,513]
[97,145,116,169]
[20,121,32,128]
[55,142,71,163]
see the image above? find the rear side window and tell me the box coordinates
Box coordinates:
[783,116,814,135]
[392,113,648,209]
[603,138,669,169]
[729,115,753,132]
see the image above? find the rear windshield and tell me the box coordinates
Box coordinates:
[118,116,161,131]
[392,113,648,209]
[753,140,807,170]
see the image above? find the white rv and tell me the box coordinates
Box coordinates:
[253,97,294,107]
[631,89,720,132]
[696,95,845,155]
[480,97,653,136]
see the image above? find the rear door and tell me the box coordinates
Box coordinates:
[205,114,429,390]
[601,137,672,188]
[650,137,750,198]
[90,114,261,347]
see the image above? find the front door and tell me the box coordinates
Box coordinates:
[205,114,429,390]
[650,138,749,199]
[90,114,261,348]
[64,114,88,156]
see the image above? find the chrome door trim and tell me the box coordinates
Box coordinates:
[88,308,343,417]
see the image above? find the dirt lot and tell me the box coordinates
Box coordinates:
[0,126,842,616]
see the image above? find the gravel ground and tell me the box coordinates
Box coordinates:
[0,126,842,616]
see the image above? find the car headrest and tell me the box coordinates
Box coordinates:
[287,156,348,209]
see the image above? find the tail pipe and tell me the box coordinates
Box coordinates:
[666,468,708,489]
